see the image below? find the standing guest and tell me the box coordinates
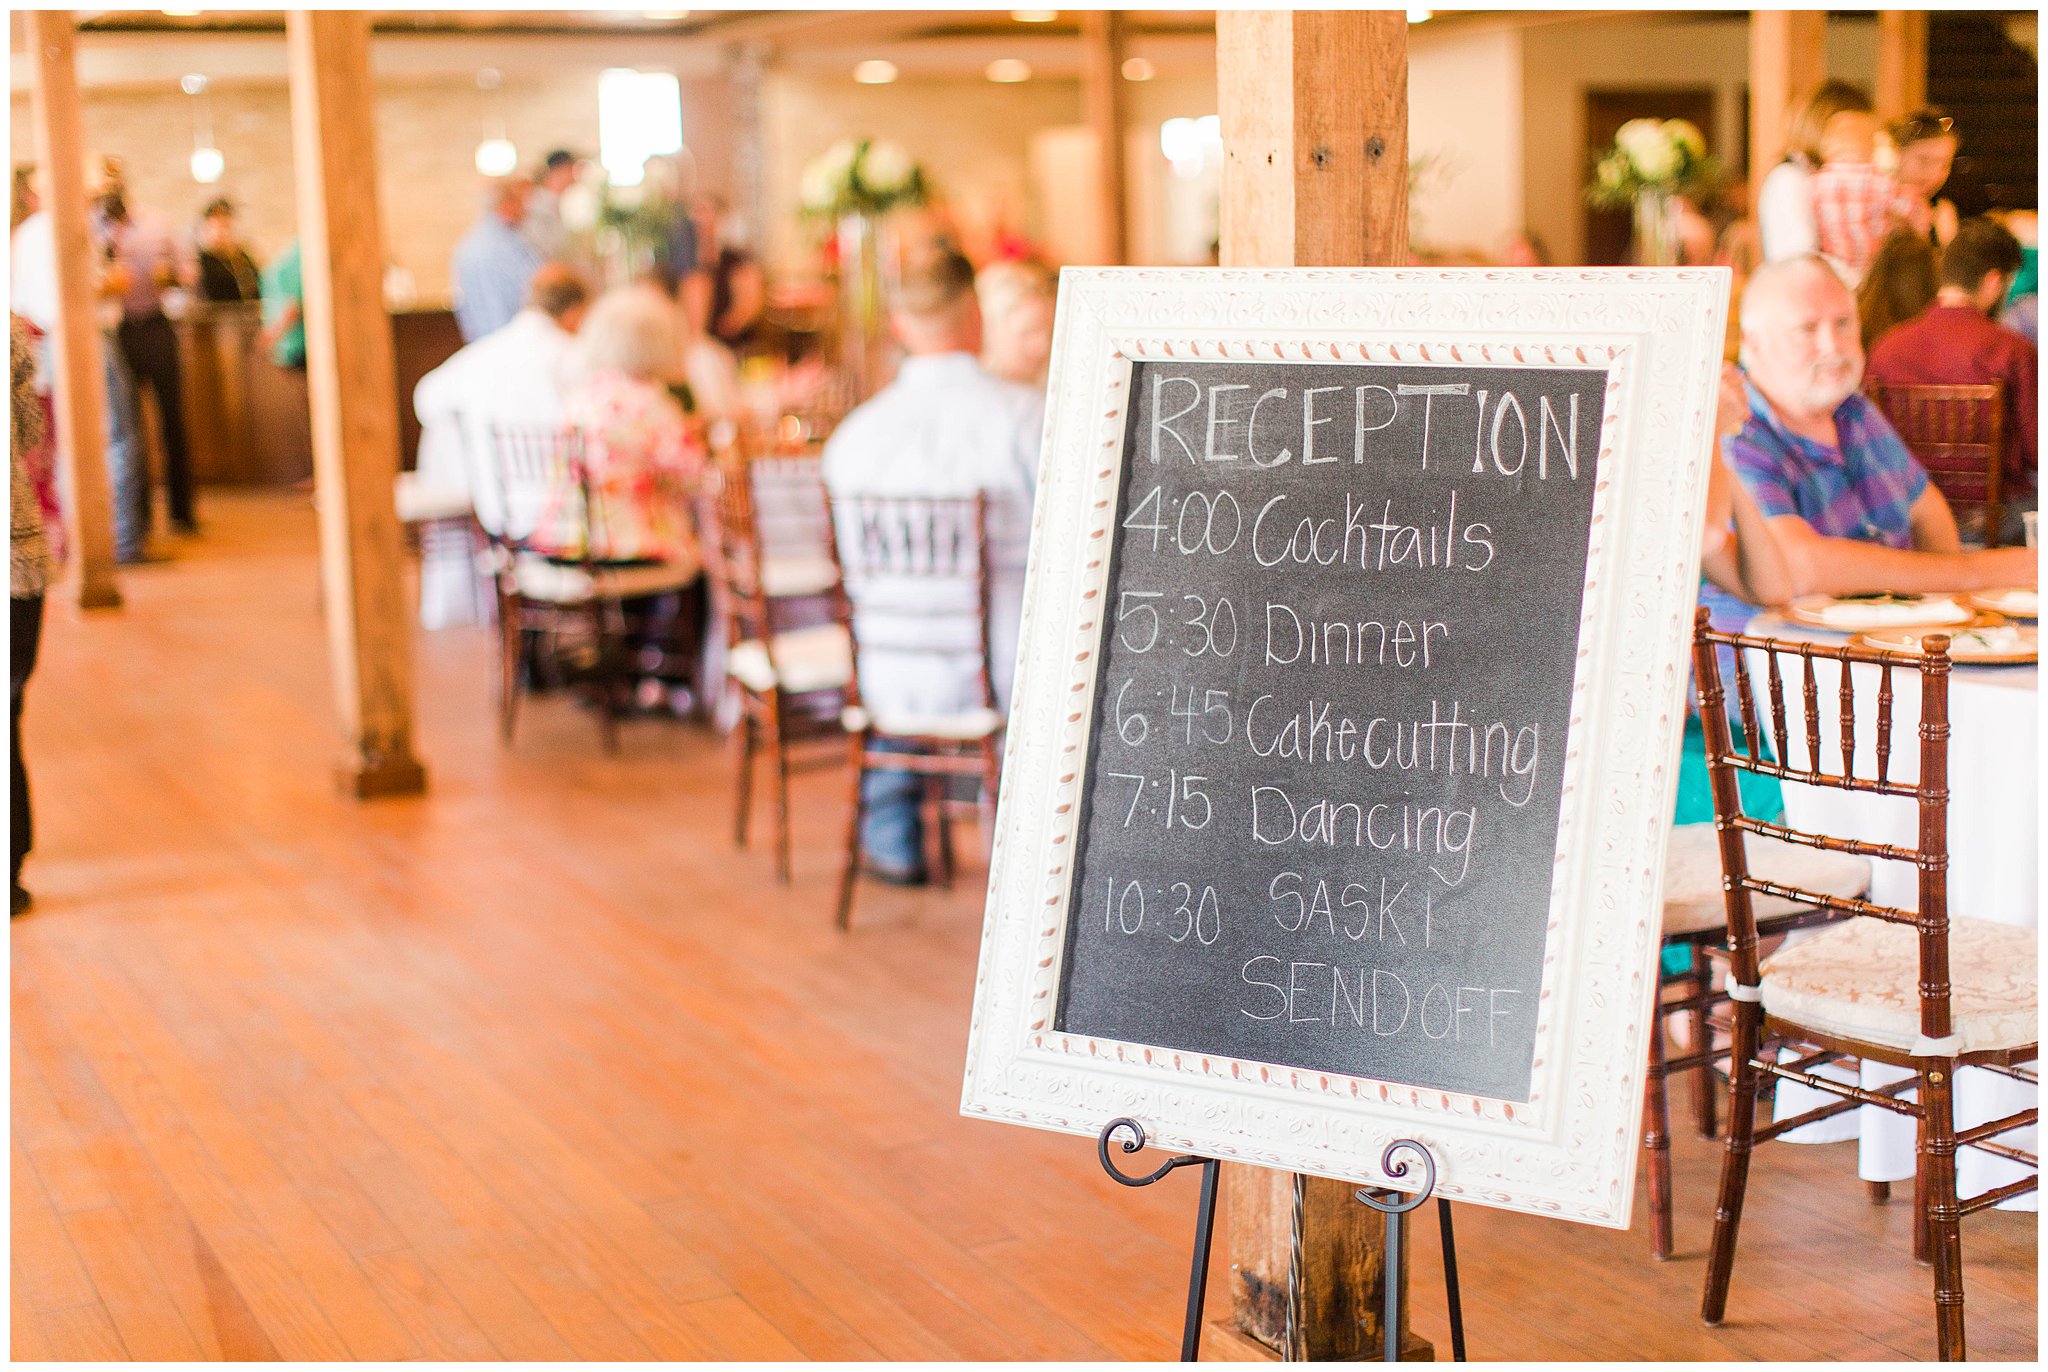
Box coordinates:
[1855,228,1940,352]
[1701,255,2033,631]
[1866,217,2037,536]
[1887,108,1961,248]
[822,250,1044,885]
[95,187,200,535]
[452,177,543,343]
[11,315,52,916]
[258,238,305,368]
[12,168,153,563]
[194,197,260,303]
[1806,109,1900,285]
[1758,81,1874,264]
[523,149,580,260]
[699,196,766,352]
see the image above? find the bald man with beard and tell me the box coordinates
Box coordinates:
[1698,255,2034,631]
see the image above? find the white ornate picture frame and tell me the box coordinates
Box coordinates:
[962,267,1731,1227]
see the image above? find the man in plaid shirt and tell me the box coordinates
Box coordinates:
[1699,256,2032,630]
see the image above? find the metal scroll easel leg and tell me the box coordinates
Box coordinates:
[1098,1117,1219,1362]
[1355,1138,1466,1363]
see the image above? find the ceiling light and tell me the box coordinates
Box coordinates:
[161,8,202,16]
[474,138,519,177]
[986,59,1032,84]
[642,9,690,19]
[189,147,224,183]
[1121,57,1155,82]
[854,59,898,85]
[1407,8,1434,21]
[1010,10,1058,21]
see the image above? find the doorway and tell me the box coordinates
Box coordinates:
[1583,87,1717,265]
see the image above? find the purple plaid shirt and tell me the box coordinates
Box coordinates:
[1698,379,1929,630]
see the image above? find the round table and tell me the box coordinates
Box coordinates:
[1743,611,2037,1209]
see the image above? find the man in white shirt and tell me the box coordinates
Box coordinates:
[823,250,1045,883]
[410,263,590,627]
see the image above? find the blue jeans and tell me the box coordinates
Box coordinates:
[100,341,147,558]
[860,739,926,876]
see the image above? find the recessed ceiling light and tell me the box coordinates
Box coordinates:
[986,58,1032,84]
[1407,8,1434,21]
[642,9,690,19]
[1010,10,1058,22]
[854,59,898,85]
[161,7,202,15]
[1121,57,1155,82]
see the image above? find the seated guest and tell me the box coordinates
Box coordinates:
[1854,227,1938,353]
[411,264,591,628]
[553,286,706,571]
[976,258,1056,389]
[1868,216,2038,533]
[452,177,543,343]
[823,250,1045,885]
[1701,255,2033,632]
[194,198,260,303]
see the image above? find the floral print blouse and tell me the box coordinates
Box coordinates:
[546,371,706,573]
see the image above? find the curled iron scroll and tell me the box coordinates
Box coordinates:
[1353,1138,1437,1214]
[1098,1117,1204,1188]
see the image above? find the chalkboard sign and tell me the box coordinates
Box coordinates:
[1055,360,1604,1104]
[964,267,1731,1228]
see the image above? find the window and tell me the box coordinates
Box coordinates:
[598,68,684,186]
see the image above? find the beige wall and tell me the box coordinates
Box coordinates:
[760,72,1083,275]
[10,32,736,304]
[1409,24,1525,259]
[1518,11,1878,265]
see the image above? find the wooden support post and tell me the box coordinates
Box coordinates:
[1217,9,1408,270]
[1748,10,1828,207]
[284,10,426,799]
[25,11,121,611]
[1213,10,1425,1361]
[1080,9,1130,266]
[1875,10,1929,122]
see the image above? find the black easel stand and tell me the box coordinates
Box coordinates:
[1354,1139,1466,1363]
[1098,1117,1219,1362]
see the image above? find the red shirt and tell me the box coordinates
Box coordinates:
[1867,303,2038,493]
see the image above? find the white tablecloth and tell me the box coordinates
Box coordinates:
[1743,613,2037,1208]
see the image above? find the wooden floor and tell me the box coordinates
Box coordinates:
[10,492,2036,1362]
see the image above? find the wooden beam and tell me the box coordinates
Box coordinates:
[1748,10,1828,206]
[284,9,426,799]
[1212,9,1422,1361]
[1080,9,1130,265]
[24,11,121,611]
[1874,10,1929,122]
[1217,9,1408,269]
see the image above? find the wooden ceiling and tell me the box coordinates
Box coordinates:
[73,9,1222,44]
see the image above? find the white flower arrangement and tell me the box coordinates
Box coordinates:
[1585,118,1719,209]
[798,137,928,218]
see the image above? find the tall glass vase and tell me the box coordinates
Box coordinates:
[836,211,899,401]
[1632,190,1681,267]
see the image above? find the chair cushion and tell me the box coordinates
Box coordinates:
[728,624,853,695]
[1760,916,2037,1055]
[394,475,472,523]
[761,553,840,598]
[1662,823,1873,936]
[513,554,699,603]
[841,704,1003,740]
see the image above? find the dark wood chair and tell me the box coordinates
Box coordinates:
[1691,607,2037,1360]
[1645,821,1869,1259]
[704,460,852,883]
[480,422,701,753]
[1867,382,2007,546]
[825,493,1004,931]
